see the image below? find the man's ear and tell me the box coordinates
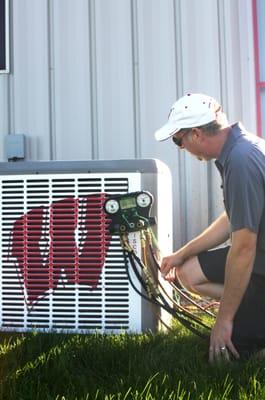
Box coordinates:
[191,127,203,143]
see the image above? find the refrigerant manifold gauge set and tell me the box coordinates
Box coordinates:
[104,191,156,234]
[103,190,216,339]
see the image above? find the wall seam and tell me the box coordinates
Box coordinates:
[251,0,261,135]
[173,0,183,99]
[217,0,228,116]
[47,0,56,160]
[173,0,188,244]
[7,0,14,138]
[130,0,141,158]
[88,0,99,160]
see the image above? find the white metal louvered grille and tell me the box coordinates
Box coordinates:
[0,173,142,333]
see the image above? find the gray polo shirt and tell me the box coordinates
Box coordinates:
[215,123,265,251]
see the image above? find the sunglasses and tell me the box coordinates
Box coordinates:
[172,130,191,148]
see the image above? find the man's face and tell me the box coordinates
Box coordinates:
[172,128,212,161]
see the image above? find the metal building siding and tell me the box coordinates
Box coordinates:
[51,0,93,160]
[0,76,8,160]
[94,0,136,159]
[0,0,257,248]
[11,0,51,160]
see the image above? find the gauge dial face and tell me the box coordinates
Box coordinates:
[136,192,151,208]
[105,199,120,214]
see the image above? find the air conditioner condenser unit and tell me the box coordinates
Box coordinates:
[0,159,172,333]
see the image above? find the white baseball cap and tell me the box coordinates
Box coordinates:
[154,93,222,141]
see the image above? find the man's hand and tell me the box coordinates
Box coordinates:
[160,212,230,281]
[160,251,184,280]
[209,318,240,363]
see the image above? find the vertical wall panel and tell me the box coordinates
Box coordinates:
[94,0,135,159]
[218,0,243,124]
[256,0,265,81]
[52,0,92,160]
[179,0,221,95]
[183,156,209,240]
[238,0,256,134]
[11,0,51,160]
[208,163,223,222]
[0,76,9,160]
[136,0,177,157]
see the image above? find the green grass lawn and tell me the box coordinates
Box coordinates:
[0,323,264,400]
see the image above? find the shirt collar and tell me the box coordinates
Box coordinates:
[216,122,245,168]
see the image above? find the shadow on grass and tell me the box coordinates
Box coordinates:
[0,327,264,399]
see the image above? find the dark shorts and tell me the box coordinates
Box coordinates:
[198,246,265,357]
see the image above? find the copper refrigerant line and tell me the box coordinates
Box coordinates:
[119,228,217,339]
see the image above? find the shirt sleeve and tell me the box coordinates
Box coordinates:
[224,150,264,234]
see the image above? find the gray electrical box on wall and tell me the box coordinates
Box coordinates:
[5,134,25,161]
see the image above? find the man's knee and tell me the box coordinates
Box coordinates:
[177,256,208,293]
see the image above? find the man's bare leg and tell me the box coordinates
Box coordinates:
[175,256,223,300]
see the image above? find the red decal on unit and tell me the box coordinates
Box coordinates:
[11,194,111,306]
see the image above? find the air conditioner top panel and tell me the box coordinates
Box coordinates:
[0,158,170,175]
